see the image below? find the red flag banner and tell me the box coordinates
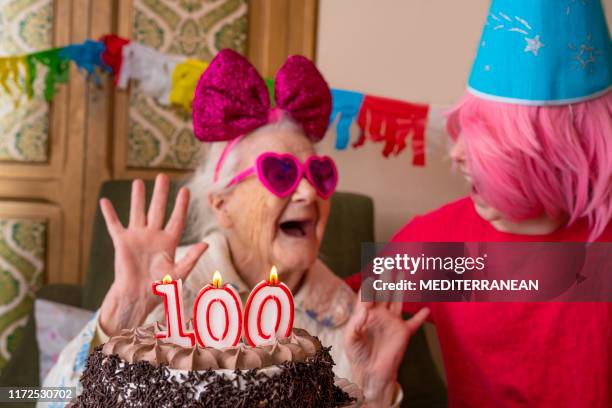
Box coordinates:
[354,95,429,165]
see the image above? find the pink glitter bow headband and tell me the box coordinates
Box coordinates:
[191,49,332,181]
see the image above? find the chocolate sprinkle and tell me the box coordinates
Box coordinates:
[70,345,355,407]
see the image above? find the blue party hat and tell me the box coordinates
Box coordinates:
[468,0,611,105]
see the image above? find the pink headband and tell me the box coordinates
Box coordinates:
[191,49,332,182]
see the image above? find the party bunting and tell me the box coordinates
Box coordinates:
[355,95,429,165]
[265,78,276,105]
[329,89,364,149]
[169,59,208,111]
[0,57,25,96]
[118,42,183,105]
[100,34,130,84]
[0,34,448,166]
[58,39,108,84]
[26,49,71,101]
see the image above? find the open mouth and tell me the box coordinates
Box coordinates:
[278,219,313,238]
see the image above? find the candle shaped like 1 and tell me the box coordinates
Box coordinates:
[244,266,294,346]
[193,271,243,348]
[151,275,195,347]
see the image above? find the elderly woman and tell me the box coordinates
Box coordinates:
[43,50,428,407]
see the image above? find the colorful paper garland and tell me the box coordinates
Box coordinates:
[0,35,441,166]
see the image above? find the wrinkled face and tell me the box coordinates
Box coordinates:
[213,127,330,282]
[450,137,505,222]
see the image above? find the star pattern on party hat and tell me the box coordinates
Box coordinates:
[524,35,545,56]
[468,0,611,105]
[481,11,545,57]
[568,33,603,72]
[488,12,532,35]
[487,11,543,57]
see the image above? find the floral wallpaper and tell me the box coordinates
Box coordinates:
[0,219,46,372]
[0,0,53,162]
[128,0,248,169]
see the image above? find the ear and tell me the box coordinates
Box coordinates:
[208,191,234,229]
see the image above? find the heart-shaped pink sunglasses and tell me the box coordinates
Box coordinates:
[226,152,338,199]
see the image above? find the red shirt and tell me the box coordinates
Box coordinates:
[346,197,612,408]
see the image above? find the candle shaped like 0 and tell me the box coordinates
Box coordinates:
[151,275,195,347]
[193,271,243,348]
[244,266,294,346]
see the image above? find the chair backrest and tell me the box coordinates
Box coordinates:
[82,179,374,310]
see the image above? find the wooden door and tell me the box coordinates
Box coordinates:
[0,0,318,371]
[0,0,92,369]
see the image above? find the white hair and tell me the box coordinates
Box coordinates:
[184,116,304,242]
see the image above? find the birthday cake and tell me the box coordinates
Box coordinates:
[69,324,356,407]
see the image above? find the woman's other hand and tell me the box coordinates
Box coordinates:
[99,174,208,336]
[345,293,430,407]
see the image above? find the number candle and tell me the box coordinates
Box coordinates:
[151,275,195,347]
[193,271,243,348]
[243,266,294,346]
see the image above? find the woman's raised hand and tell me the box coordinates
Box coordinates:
[99,174,208,336]
[344,294,430,407]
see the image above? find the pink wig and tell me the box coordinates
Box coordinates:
[446,91,612,241]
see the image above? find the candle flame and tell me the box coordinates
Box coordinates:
[212,271,222,288]
[269,266,278,285]
[162,274,172,284]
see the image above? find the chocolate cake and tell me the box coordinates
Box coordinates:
[70,324,356,407]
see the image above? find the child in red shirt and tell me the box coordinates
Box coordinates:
[345,1,612,406]
[348,197,611,407]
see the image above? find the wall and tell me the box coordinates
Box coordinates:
[315,0,486,240]
[316,0,612,385]
[316,0,612,241]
